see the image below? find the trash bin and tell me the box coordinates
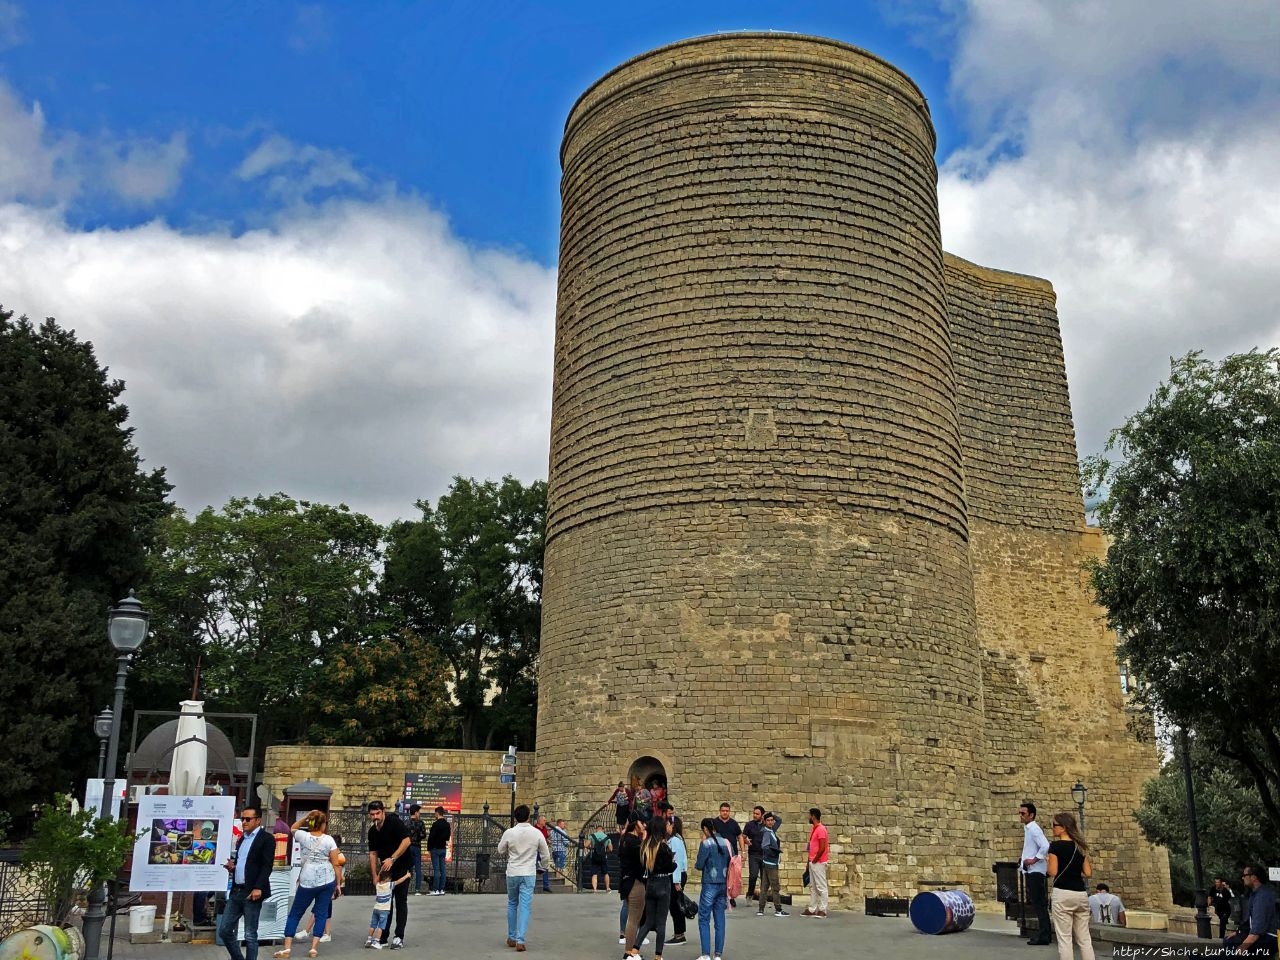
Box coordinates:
[909,890,975,935]
[128,905,157,934]
[992,861,1019,902]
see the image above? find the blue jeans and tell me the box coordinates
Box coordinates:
[284,881,335,939]
[219,888,264,960]
[698,881,727,956]
[506,874,535,944]
[429,849,447,893]
[409,845,423,892]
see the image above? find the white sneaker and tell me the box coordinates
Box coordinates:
[388,938,403,950]
[371,943,383,951]
[618,937,626,945]
[319,935,332,943]
[295,932,309,941]
[695,955,711,960]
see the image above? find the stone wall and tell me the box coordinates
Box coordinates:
[263,746,535,817]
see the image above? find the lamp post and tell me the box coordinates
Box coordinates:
[94,707,114,781]
[1179,727,1213,939]
[1071,781,1087,831]
[83,591,150,960]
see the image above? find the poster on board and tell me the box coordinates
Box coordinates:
[403,773,462,862]
[130,794,237,892]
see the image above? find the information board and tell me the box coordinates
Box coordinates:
[129,794,236,892]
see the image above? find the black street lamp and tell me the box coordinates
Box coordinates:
[1179,727,1213,939]
[1071,781,1087,831]
[94,707,114,782]
[83,591,150,960]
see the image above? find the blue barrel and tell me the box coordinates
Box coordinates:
[909,889,975,935]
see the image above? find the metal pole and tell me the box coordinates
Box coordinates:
[1076,800,1085,832]
[1179,727,1212,939]
[83,653,131,960]
[97,738,108,780]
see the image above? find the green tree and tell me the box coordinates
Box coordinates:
[1086,349,1280,841]
[305,630,455,746]
[0,308,170,825]
[1134,735,1280,904]
[138,494,386,750]
[383,476,545,749]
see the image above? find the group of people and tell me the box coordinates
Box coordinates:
[1019,799,1278,959]
[599,790,832,960]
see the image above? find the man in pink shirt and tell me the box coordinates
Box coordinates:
[802,808,829,918]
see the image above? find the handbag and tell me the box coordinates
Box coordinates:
[802,867,810,887]
[677,889,698,919]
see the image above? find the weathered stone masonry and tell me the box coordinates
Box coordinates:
[536,33,1168,907]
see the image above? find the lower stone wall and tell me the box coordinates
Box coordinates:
[263,746,535,817]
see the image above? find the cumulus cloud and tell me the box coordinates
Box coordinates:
[0,0,24,51]
[935,0,1280,459]
[0,79,190,207]
[0,197,556,522]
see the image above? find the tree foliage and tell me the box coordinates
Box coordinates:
[0,308,170,825]
[138,494,387,748]
[1134,734,1280,904]
[1086,349,1280,842]
[383,476,545,749]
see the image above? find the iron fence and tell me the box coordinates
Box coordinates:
[326,809,519,895]
[0,848,51,940]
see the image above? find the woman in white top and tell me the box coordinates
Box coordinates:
[274,810,343,959]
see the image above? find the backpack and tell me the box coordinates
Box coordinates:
[591,832,610,864]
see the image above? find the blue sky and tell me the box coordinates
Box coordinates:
[2,2,959,260]
[1,1,1277,521]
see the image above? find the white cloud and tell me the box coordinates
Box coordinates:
[0,197,557,522]
[237,133,364,201]
[100,132,189,203]
[0,79,190,207]
[936,0,1280,458]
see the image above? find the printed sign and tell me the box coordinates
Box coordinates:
[129,794,236,892]
[402,772,463,813]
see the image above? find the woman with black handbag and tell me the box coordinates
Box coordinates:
[629,815,677,960]
[667,817,692,944]
[1047,811,1094,960]
[617,817,648,953]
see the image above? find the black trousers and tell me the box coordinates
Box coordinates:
[667,872,688,936]
[746,854,762,897]
[1026,873,1050,941]
[380,875,409,942]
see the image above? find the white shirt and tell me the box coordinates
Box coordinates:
[497,822,550,878]
[1088,892,1125,924]
[1021,821,1049,875]
[294,830,338,888]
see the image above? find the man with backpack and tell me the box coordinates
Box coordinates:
[586,828,612,892]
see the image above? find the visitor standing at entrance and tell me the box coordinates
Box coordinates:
[713,803,743,907]
[1019,801,1052,945]
[695,818,732,960]
[366,801,411,949]
[1047,811,1094,960]
[802,808,829,918]
[742,806,765,900]
[497,804,550,952]
[666,817,690,944]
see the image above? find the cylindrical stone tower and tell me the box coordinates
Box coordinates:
[538,33,990,896]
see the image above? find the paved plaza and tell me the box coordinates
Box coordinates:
[97,892,1208,960]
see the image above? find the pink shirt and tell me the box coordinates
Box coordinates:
[808,822,829,863]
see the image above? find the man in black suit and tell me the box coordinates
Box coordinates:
[219,806,275,960]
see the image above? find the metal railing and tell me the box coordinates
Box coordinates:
[574,803,621,891]
[326,808,515,895]
[0,848,51,940]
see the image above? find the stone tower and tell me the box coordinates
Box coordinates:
[536,33,1168,907]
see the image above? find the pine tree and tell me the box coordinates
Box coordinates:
[0,307,170,825]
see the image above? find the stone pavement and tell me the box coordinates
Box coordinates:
[98,893,1180,960]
